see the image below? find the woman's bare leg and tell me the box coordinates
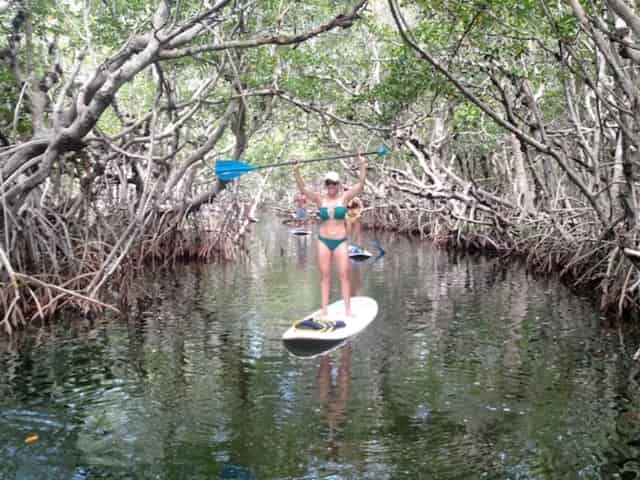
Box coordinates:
[334,242,351,316]
[317,240,332,316]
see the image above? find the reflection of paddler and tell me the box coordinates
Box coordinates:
[318,346,351,458]
[295,232,307,268]
[350,263,361,296]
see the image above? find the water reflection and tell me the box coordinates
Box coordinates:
[295,235,309,269]
[318,346,351,460]
[351,262,362,296]
[0,216,639,479]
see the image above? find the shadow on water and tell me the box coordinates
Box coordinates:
[283,338,348,359]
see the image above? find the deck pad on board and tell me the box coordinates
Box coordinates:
[282,296,378,342]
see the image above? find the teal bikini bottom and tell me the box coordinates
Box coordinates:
[318,235,347,251]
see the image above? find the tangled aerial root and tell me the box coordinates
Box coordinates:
[1,196,253,336]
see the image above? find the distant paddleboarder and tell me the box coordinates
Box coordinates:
[345,185,363,247]
[293,153,366,318]
[293,191,308,228]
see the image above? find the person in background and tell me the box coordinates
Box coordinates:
[293,154,366,317]
[345,188,363,249]
[293,191,307,228]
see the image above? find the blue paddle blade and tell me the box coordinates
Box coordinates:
[377,145,389,156]
[214,159,255,181]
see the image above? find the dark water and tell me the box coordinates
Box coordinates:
[2,216,640,479]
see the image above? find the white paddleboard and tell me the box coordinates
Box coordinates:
[282,296,378,342]
[348,245,372,260]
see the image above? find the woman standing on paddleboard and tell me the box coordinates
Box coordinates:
[293,154,366,318]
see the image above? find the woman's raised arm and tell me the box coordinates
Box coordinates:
[293,161,322,205]
[343,154,366,203]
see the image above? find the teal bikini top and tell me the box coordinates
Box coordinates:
[319,205,346,221]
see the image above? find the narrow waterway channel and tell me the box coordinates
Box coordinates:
[2,215,640,479]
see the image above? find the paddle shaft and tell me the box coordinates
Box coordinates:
[247,149,380,172]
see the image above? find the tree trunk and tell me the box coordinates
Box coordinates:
[510,133,534,212]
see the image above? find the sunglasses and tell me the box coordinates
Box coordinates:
[325,180,339,187]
